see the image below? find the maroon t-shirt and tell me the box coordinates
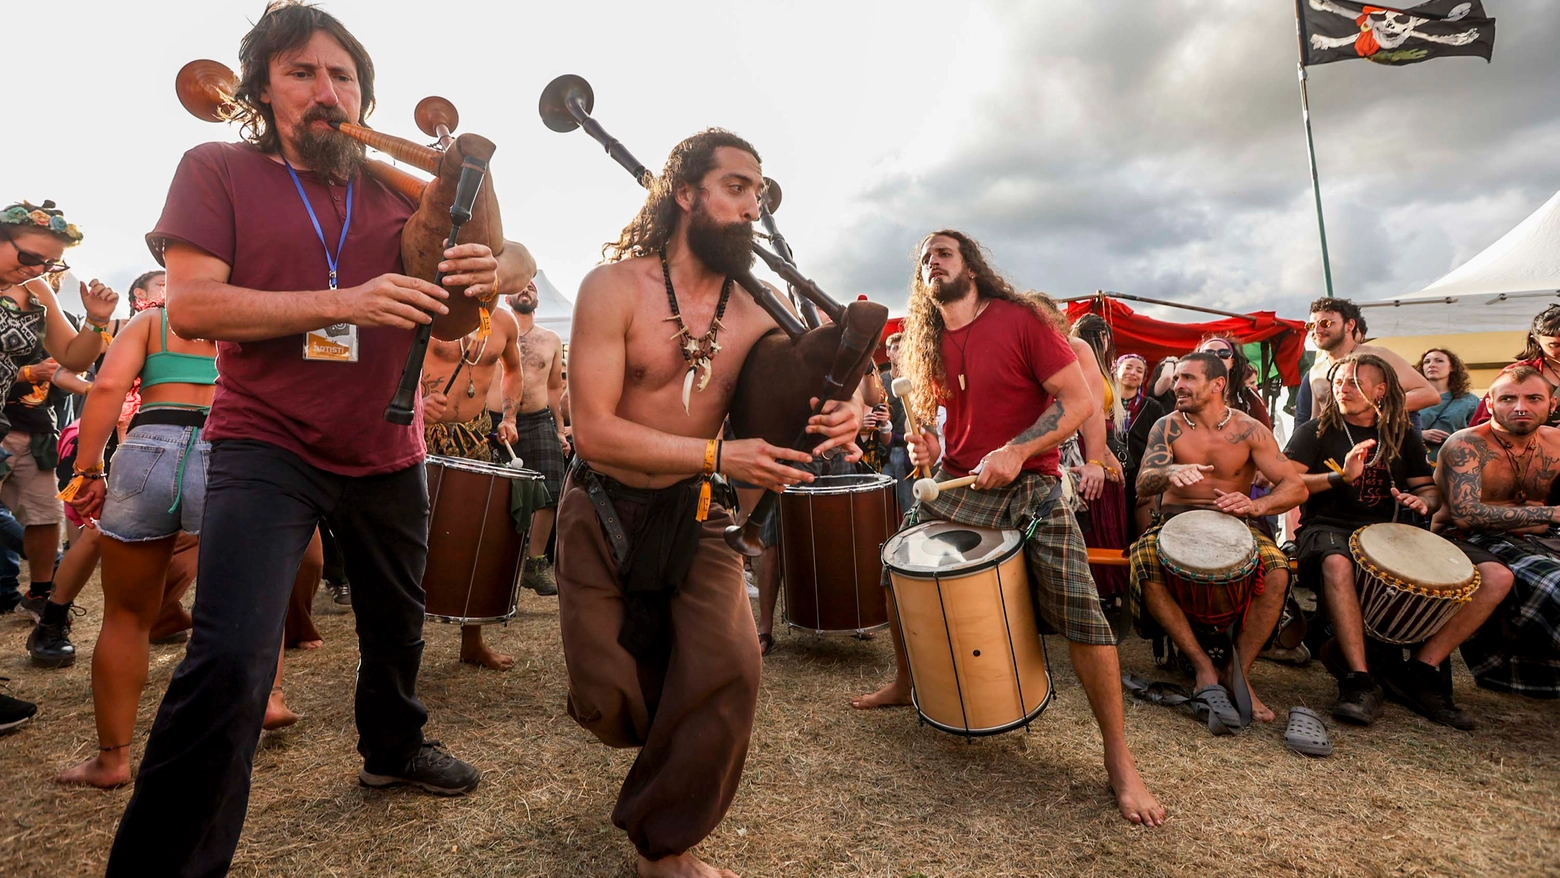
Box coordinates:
[939,298,1077,478]
[148,141,424,476]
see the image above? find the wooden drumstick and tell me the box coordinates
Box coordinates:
[891,375,931,479]
[912,475,978,503]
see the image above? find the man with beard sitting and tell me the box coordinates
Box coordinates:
[1437,365,1560,701]
[105,4,536,874]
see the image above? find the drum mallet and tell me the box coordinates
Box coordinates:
[912,474,978,504]
[891,376,932,479]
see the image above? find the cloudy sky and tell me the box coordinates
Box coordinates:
[3,0,1555,321]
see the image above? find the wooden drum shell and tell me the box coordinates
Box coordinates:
[423,456,540,624]
[885,528,1052,736]
[779,473,898,635]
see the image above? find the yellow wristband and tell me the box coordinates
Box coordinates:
[703,439,717,476]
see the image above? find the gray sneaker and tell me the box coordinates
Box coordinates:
[360,741,480,796]
[521,557,558,596]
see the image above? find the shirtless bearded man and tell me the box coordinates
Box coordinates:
[1438,366,1560,699]
[562,130,863,878]
[420,311,523,669]
[1130,352,1307,725]
[854,230,1165,827]
[505,279,568,595]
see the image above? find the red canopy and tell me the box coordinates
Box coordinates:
[878,297,1307,386]
[1064,297,1308,386]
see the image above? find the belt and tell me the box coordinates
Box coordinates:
[128,408,207,431]
[569,459,695,573]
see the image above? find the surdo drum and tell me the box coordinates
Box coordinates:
[882,521,1052,736]
[423,456,542,624]
[1349,523,1479,645]
[779,473,898,635]
[1157,510,1262,629]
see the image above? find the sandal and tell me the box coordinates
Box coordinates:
[1122,673,1194,709]
[1192,684,1243,736]
[1285,706,1332,757]
[757,632,775,657]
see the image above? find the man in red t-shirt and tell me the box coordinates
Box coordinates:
[106,7,536,875]
[853,230,1165,828]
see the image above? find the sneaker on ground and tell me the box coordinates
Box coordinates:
[0,680,37,732]
[327,580,351,606]
[15,592,47,623]
[1332,671,1385,726]
[1384,660,1476,731]
[359,740,480,796]
[27,609,77,669]
[521,558,558,596]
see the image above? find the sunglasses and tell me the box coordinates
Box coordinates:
[0,228,70,274]
[1206,348,1234,359]
[1306,318,1339,331]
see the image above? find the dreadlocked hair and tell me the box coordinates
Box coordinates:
[901,230,1040,428]
[1315,352,1409,470]
[602,129,761,263]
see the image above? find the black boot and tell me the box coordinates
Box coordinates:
[27,600,77,669]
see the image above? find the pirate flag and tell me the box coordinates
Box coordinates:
[1299,1,1496,66]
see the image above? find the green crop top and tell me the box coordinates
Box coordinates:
[140,310,218,388]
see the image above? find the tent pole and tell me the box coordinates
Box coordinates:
[1056,292,1262,323]
[1296,0,1336,297]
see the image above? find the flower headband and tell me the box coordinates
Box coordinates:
[1,200,83,244]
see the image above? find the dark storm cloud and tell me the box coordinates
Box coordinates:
[819,0,1560,319]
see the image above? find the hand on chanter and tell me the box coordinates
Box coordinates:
[722,440,815,494]
[807,397,864,461]
[340,273,449,330]
[438,243,500,300]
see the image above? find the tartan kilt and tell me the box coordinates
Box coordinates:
[1459,530,1560,699]
[513,409,566,509]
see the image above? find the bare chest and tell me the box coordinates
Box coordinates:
[429,336,503,369]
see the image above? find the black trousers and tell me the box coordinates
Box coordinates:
[106,440,432,878]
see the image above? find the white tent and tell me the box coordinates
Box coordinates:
[1361,188,1560,337]
[530,270,575,342]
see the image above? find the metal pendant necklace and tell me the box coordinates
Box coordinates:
[659,249,732,415]
[945,299,989,392]
[458,334,488,399]
[1181,407,1233,431]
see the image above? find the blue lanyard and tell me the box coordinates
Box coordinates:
[284,159,354,290]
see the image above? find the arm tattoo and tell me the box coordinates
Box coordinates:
[1011,399,1066,446]
[1443,435,1558,528]
[1136,416,1183,496]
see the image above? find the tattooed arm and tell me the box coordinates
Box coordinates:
[972,359,1093,489]
[1436,432,1560,530]
[496,311,524,445]
[1135,416,1203,496]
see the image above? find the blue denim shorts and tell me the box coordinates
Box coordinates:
[97,424,210,542]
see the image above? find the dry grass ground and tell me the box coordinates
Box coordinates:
[2,577,1559,878]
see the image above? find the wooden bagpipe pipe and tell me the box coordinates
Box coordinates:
[537,74,889,555]
[174,59,505,424]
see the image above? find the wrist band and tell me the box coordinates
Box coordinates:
[702,439,717,476]
[695,439,717,523]
[1328,471,1346,489]
[715,439,723,475]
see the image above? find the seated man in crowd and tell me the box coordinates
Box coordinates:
[1130,352,1306,725]
[1437,366,1560,700]
[1286,354,1509,729]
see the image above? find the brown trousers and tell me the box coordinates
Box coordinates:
[555,473,761,860]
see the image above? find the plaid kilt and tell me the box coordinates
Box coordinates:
[910,467,1114,646]
[425,411,494,462]
[1127,515,1288,638]
[513,409,566,509]
[1459,530,1560,699]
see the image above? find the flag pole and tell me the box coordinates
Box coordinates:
[1295,0,1335,297]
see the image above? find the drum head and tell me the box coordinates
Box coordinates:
[882,521,1021,576]
[1159,510,1255,576]
[426,455,542,481]
[1352,523,1476,590]
[785,473,894,495]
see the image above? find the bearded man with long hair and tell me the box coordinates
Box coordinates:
[562,128,864,878]
[855,229,1165,827]
[105,3,537,874]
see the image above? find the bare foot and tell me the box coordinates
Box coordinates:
[293,639,324,650]
[1249,688,1276,724]
[264,689,300,730]
[1106,756,1166,828]
[850,679,913,710]
[638,851,739,878]
[56,755,131,789]
[460,641,515,671]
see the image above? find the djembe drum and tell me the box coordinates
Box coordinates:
[1157,510,1263,629]
[1349,523,1479,645]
